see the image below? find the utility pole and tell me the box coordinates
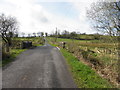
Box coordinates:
[55,27,58,42]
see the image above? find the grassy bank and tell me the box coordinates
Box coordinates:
[61,48,113,88]
[1,49,26,67]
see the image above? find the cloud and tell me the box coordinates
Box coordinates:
[0,0,98,36]
[70,1,98,33]
[0,0,51,33]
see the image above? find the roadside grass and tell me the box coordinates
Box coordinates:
[34,44,43,46]
[1,49,26,67]
[60,48,113,88]
[1,37,44,67]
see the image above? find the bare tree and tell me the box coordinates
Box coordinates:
[70,31,77,39]
[37,32,41,37]
[87,1,120,36]
[41,32,44,37]
[21,32,25,37]
[62,30,69,38]
[54,27,59,42]
[0,13,18,52]
[28,34,31,37]
[45,32,48,37]
[33,32,36,37]
[87,2,120,83]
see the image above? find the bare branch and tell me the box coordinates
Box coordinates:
[0,13,18,46]
[86,1,120,36]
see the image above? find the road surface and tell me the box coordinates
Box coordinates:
[2,43,77,88]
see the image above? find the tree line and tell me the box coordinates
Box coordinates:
[21,32,48,37]
[50,30,100,40]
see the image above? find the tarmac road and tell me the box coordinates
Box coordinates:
[2,43,77,88]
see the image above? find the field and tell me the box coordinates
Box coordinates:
[47,36,119,88]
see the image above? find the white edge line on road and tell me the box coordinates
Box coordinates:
[56,47,60,50]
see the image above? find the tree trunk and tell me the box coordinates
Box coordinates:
[6,43,10,52]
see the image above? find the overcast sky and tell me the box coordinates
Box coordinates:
[0,0,100,35]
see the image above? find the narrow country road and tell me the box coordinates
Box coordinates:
[2,41,77,88]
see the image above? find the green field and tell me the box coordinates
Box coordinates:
[47,36,119,88]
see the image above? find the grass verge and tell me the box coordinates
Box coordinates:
[60,48,113,88]
[34,44,43,47]
[1,49,26,67]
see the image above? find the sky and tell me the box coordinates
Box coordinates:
[0,0,100,36]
